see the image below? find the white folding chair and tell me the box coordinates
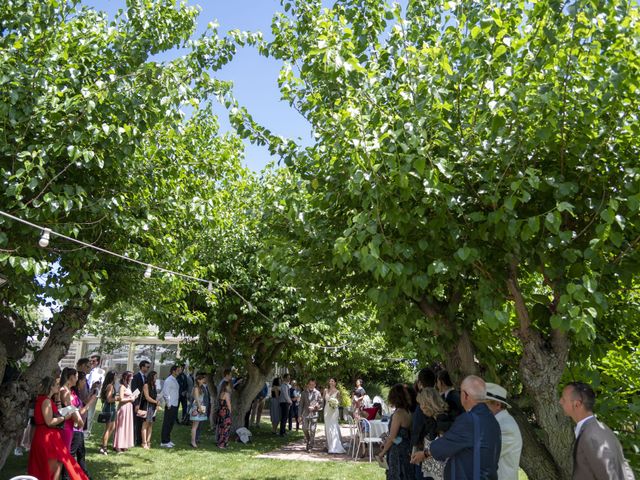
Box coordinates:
[345,414,358,458]
[10,476,39,480]
[354,418,383,462]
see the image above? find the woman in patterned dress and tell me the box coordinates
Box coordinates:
[216,380,233,448]
[189,373,210,448]
[376,384,413,480]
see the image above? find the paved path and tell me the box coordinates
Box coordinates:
[257,424,359,463]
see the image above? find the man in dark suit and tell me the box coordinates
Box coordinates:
[429,375,501,480]
[131,360,151,447]
[560,382,635,480]
[436,370,464,419]
[411,368,436,480]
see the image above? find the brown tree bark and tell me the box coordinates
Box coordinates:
[510,403,562,480]
[507,261,574,480]
[0,303,91,471]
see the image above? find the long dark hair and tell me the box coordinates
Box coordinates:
[38,376,57,396]
[146,371,157,398]
[101,371,116,402]
[72,372,87,396]
[120,371,133,387]
[60,367,77,387]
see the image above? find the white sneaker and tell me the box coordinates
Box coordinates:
[168,441,175,447]
[160,443,174,448]
[14,448,23,456]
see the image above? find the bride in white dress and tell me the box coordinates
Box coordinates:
[323,378,346,454]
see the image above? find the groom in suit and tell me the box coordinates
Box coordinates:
[560,382,635,479]
[300,378,323,452]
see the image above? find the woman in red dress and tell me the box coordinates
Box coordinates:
[28,376,89,480]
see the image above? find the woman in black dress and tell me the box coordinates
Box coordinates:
[376,384,413,480]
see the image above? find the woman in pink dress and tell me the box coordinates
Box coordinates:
[113,371,135,452]
[59,368,82,451]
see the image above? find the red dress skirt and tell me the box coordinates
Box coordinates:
[28,395,89,480]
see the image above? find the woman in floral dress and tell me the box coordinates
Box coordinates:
[216,380,233,448]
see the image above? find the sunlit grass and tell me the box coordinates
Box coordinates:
[2,413,383,480]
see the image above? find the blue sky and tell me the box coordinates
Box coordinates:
[83,1,313,171]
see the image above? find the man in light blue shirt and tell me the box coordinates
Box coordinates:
[160,365,180,448]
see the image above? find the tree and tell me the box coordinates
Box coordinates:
[233,0,640,477]
[0,0,236,468]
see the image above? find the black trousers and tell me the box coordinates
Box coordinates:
[279,402,290,435]
[62,431,89,480]
[288,402,299,430]
[179,394,189,422]
[134,412,144,446]
[161,406,178,443]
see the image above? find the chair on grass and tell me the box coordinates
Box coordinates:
[9,476,38,480]
[354,418,383,462]
[345,414,358,458]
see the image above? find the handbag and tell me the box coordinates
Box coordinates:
[421,438,446,480]
[136,408,148,419]
[97,402,111,423]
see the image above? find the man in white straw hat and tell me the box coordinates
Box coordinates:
[485,383,522,480]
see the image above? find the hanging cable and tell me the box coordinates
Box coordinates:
[0,209,353,351]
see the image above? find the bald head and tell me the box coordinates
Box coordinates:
[460,375,486,411]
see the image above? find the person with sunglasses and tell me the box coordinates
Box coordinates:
[560,382,634,480]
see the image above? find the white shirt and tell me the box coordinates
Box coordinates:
[495,409,523,480]
[574,415,595,439]
[87,367,105,390]
[162,375,180,407]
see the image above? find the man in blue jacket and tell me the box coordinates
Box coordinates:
[428,375,501,480]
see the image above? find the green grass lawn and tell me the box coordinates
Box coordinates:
[2,413,383,480]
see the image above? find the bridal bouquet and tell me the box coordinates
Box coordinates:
[328,397,339,409]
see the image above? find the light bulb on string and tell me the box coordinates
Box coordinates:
[38,228,51,248]
[144,265,152,278]
[207,281,213,292]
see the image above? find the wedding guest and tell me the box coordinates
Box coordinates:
[98,371,117,455]
[411,368,436,480]
[140,371,159,449]
[85,355,104,437]
[429,376,501,480]
[189,373,210,448]
[288,380,301,431]
[411,387,450,480]
[279,373,293,436]
[376,384,413,480]
[177,364,189,424]
[75,358,91,376]
[28,376,88,480]
[436,371,463,419]
[250,382,269,428]
[114,371,135,453]
[59,368,82,450]
[195,375,210,443]
[217,368,233,395]
[560,381,635,480]
[270,377,281,434]
[160,365,180,448]
[351,378,367,420]
[64,372,97,480]
[131,360,150,446]
[300,378,323,451]
[217,380,233,448]
[485,383,522,480]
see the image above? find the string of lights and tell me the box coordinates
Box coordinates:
[0,209,352,351]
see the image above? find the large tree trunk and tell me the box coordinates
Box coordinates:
[0,303,91,471]
[229,341,283,432]
[507,263,574,480]
[444,328,478,379]
[511,403,562,480]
